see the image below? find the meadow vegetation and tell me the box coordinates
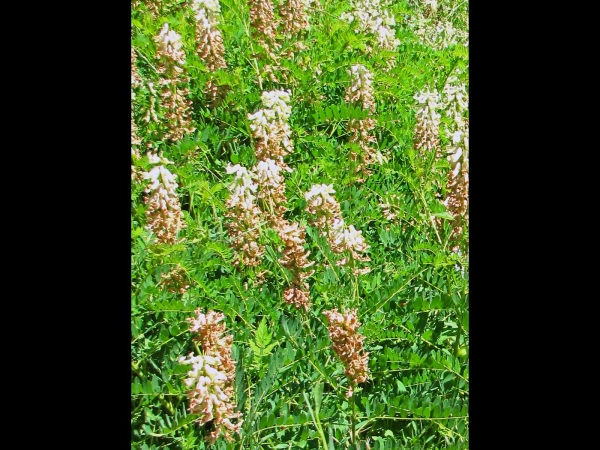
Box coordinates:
[131,0,469,448]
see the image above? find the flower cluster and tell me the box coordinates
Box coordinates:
[345,64,379,181]
[379,193,400,223]
[143,152,186,245]
[440,74,469,252]
[159,263,190,295]
[279,0,312,37]
[248,0,280,60]
[131,48,142,161]
[154,23,195,142]
[340,0,400,59]
[278,221,315,311]
[441,74,468,127]
[252,158,288,227]
[323,308,370,397]
[247,90,314,310]
[305,184,370,273]
[179,309,242,444]
[224,164,265,267]
[191,0,229,108]
[404,1,469,50]
[248,90,294,168]
[413,86,441,157]
[304,183,342,231]
[248,90,293,223]
[443,128,469,245]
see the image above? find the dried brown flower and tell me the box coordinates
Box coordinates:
[249,0,280,59]
[305,184,370,271]
[279,0,311,37]
[159,263,190,294]
[154,23,195,142]
[192,0,229,108]
[323,308,370,397]
[225,164,265,267]
[180,309,242,444]
[277,219,315,310]
[345,65,378,181]
[143,152,187,245]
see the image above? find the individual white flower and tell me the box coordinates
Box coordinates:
[261,90,292,119]
[448,147,463,164]
[305,183,336,200]
[451,130,463,144]
[372,150,388,165]
[254,159,282,185]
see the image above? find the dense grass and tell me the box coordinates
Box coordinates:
[131,0,469,448]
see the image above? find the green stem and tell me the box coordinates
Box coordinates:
[350,389,357,444]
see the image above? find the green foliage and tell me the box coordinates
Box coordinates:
[132,0,468,448]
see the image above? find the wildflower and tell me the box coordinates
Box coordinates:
[278,220,315,311]
[440,74,469,252]
[248,90,294,169]
[159,263,189,294]
[180,309,242,444]
[340,0,400,61]
[252,158,288,226]
[379,193,400,222]
[413,86,441,157]
[143,151,186,245]
[224,164,265,267]
[305,184,370,271]
[304,183,342,231]
[345,64,378,180]
[323,308,370,397]
[248,0,280,59]
[191,0,229,108]
[154,23,195,142]
[442,126,469,252]
[279,0,312,37]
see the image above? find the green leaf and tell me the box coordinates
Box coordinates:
[433,211,454,220]
[255,317,273,348]
[396,379,407,394]
[159,326,170,343]
[313,381,324,413]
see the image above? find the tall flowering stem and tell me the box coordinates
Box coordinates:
[279,0,312,37]
[179,309,243,444]
[323,308,370,442]
[340,0,400,69]
[224,163,265,267]
[278,220,315,311]
[248,89,293,170]
[443,127,469,252]
[132,47,143,179]
[345,64,379,181]
[191,0,229,108]
[154,23,195,142]
[305,184,370,274]
[248,0,280,61]
[143,152,186,245]
[323,308,370,398]
[248,90,315,310]
[413,85,442,158]
[440,74,469,252]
